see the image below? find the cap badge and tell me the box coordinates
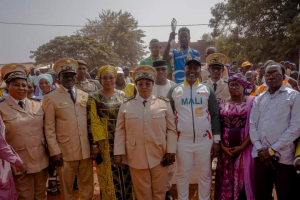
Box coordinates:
[66,60,71,64]
[10,65,16,69]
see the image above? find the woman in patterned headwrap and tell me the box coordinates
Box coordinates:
[214,73,255,200]
[88,65,135,200]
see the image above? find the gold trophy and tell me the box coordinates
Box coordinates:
[170,18,177,46]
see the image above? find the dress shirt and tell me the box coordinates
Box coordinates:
[249,85,300,165]
[208,78,221,87]
[9,95,26,109]
[139,95,152,106]
[62,86,76,97]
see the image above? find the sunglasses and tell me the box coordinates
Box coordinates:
[137,83,152,88]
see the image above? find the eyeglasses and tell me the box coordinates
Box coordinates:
[265,72,282,78]
[137,83,152,88]
[228,82,242,88]
[155,68,167,72]
[101,76,115,81]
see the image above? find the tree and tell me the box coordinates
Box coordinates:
[210,0,300,64]
[30,35,120,70]
[78,10,146,66]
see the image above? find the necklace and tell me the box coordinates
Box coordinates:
[151,55,161,63]
[180,46,190,63]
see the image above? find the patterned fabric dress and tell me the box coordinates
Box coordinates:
[89,90,135,200]
[214,99,248,200]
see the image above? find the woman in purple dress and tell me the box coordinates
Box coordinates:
[0,115,27,200]
[214,73,255,200]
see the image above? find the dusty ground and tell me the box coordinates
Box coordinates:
[47,166,277,200]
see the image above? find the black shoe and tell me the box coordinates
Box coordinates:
[165,191,173,200]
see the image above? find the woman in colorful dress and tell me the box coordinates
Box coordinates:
[214,73,255,200]
[88,65,135,200]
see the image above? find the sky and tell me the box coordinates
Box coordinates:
[0,0,223,64]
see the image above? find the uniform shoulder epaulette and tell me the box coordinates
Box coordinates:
[0,98,5,103]
[203,80,208,84]
[157,95,169,102]
[29,97,41,102]
[44,89,55,95]
[123,95,135,103]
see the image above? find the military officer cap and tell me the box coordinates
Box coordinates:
[77,60,87,66]
[1,63,28,83]
[153,60,167,68]
[206,53,228,67]
[53,58,78,75]
[133,65,157,82]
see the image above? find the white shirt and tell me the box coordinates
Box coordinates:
[152,80,176,97]
[62,86,76,96]
[208,78,221,86]
[138,95,151,107]
[250,85,300,164]
[10,95,26,109]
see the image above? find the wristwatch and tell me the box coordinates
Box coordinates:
[268,147,275,156]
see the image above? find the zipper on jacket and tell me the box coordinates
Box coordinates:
[190,85,196,143]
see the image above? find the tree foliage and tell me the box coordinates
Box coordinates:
[30,35,120,70]
[30,10,146,67]
[78,10,146,65]
[210,0,300,64]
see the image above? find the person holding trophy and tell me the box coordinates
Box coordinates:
[163,19,200,83]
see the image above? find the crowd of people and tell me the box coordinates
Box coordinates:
[0,26,300,200]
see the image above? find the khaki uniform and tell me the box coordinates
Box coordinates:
[204,79,230,100]
[75,78,98,94]
[114,95,177,200]
[43,86,93,200]
[0,96,49,200]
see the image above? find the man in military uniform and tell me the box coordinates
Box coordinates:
[43,58,94,200]
[114,65,177,200]
[204,53,230,100]
[75,60,99,94]
[0,64,49,200]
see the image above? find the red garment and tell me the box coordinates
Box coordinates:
[0,116,23,200]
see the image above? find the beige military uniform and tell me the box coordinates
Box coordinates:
[0,96,49,200]
[114,95,177,200]
[75,78,98,94]
[43,58,93,200]
[205,78,230,100]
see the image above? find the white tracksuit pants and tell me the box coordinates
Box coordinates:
[176,134,213,200]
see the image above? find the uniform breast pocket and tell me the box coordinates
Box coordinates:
[152,111,166,119]
[125,113,138,120]
[2,115,18,132]
[32,111,44,127]
[57,104,70,109]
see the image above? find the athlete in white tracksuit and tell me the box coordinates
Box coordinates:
[167,57,221,200]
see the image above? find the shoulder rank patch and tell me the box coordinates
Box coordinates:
[29,97,41,102]
[157,95,170,102]
[0,98,5,103]
[123,95,136,103]
[44,89,55,95]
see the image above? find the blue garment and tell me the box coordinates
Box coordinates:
[171,47,200,83]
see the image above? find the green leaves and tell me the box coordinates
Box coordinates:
[30,10,146,69]
[210,0,300,64]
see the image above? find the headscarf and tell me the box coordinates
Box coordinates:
[34,68,40,75]
[97,65,117,81]
[35,74,54,99]
[228,73,252,89]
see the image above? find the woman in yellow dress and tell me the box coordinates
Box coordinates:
[88,65,135,200]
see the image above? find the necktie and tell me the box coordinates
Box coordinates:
[143,100,147,107]
[213,83,218,92]
[68,89,76,104]
[18,101,24,110]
